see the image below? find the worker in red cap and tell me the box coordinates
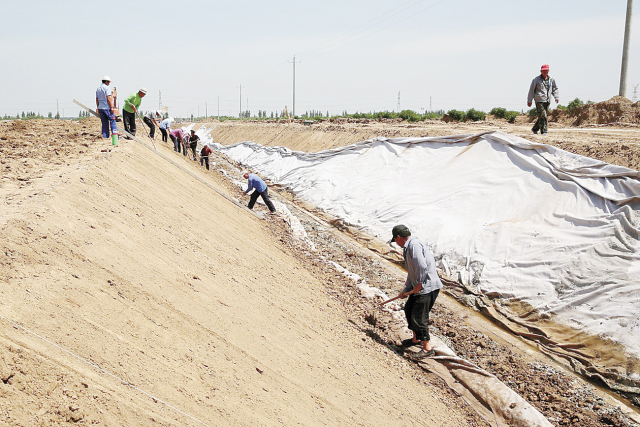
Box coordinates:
[527,64,559,135]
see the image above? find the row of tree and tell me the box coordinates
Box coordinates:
[2,98,593,123]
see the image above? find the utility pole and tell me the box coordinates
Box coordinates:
[396,92,401,112]
[633,84,639,102]
[217,96,220,120]
[430,96,432,112]
[289,55,301,116]
[56,99,59,118]
[159,90,162,111]
[239,85,242,119]
[620,0,634,97]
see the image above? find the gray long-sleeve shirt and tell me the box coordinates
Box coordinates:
[527,75,559,104]
[402,236,443,295]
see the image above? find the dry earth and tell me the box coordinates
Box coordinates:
[0,118,483,427]
[1,115,639,427]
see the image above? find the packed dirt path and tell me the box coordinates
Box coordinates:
[0,119,483,426]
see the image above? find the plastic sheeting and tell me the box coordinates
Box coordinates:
[207,130,640,374]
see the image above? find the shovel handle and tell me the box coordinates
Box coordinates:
[380,295,402,306]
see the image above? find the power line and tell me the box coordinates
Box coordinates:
[296,0,425,58]
[301,0,452,61]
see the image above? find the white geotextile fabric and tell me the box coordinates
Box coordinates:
[207,130,640,360]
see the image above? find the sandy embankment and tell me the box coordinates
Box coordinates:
[0,119,481,426]
[205,117,640,171]
[1,118,638,427]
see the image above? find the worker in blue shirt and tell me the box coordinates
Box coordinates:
[243,172,276,213]
[95,75,118,145]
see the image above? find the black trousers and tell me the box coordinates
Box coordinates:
[160,128,168,142]
[248,188,276,212]
[190,142,197,160]
[143,117,155,138]
[122,110,136,135]
[200,156,210,170]
[404,289,439,342]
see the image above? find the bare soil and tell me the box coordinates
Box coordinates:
[205,98,640,173]
[1,115,639,426]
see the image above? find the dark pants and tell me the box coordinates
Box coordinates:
[200,156,209,170]
[160,128,168,142]
[98,109,118,138]
[190,142,198,160]
[248,188,276,212]
[404,289,439,342]
[532,101,550,134]
[143,117,155,138]
[170,134,180,152]
[123,110,136,136]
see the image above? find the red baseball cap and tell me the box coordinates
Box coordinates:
[541,64,550,71]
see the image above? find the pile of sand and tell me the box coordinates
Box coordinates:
[552,96,640,126]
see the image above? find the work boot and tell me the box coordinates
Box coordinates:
[532,129,538,134]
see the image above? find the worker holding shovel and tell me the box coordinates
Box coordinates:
[243,171,276,213]
[389,225,442,360]
[143,110,163,139]
[122,88,147,137]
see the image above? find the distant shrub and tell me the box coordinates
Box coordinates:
[375,111,396,119]
[527,108,538,117]
[490,107,507,118]
[446,109,466,121]
[567,98,584,114]
[465,108,486,122]
[504,111,519,124]
[423,112,443,120]
[398,109,421,122]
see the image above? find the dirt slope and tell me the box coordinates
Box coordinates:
[0,119,482,426]
[204,113,640,172]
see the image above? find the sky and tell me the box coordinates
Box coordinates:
[1,0,638,118]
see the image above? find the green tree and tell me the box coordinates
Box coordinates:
[446,109,466,121]
[567,98,584,114]
[465,108,485,122]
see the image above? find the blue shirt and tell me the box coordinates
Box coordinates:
[159,118,173,130]
[244,173,267,194]
[96,83,112,110]
[402,235,443,295]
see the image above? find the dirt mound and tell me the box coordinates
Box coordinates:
[0,118,100,183]
[552,96,640,126]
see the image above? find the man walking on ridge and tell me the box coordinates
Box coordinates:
[391,225,442,360]
[122,88,147,137]
[243,171,276,213]
[527,64,559,135]
[95,76,118,145]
